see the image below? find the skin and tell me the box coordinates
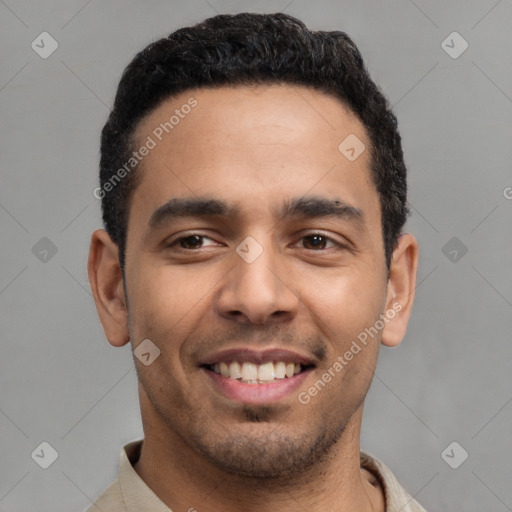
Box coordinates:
[88,84,418,512]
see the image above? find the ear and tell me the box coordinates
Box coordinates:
[87,229,130,347]
[381,233,419,348]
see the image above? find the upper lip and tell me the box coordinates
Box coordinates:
[199,347,316,367]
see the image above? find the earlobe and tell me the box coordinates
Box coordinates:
[381,233,419,348]
[87,229,130,347]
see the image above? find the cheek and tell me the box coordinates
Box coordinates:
[127,267,199,401]
[301,268,385,343]
[129,263,210,336]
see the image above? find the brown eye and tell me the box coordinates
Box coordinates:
[166,233,220,252]
[302,234,329,250]
[179,235,205,249]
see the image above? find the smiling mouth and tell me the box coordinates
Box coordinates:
[202,361,314,384]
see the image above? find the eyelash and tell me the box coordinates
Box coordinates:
[168,232,346,251]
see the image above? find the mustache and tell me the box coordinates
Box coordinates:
[187,325,327,362]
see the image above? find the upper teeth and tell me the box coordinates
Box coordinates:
[213,361,302,383]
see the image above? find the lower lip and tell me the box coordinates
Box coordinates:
[202,368,312,404]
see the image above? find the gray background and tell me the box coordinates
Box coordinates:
[1,0,511,510]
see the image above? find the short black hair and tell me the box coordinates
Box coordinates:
[99,12,409,271]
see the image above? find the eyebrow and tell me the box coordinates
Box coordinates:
[279,196,363,223]
[148,195,364,229]
[149,198,238,229]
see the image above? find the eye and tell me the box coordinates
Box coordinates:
[171,234,218,250]
[299,233,341,250]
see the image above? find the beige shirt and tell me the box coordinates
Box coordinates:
[87,440,427,512]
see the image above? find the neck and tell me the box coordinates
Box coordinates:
[133,400,383,512]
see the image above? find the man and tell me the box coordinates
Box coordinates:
[87,12,424,512]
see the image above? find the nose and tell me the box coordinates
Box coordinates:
[216,241,300,325]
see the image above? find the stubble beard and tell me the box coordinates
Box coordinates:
[129,312,368,482]
[182,404,350,482]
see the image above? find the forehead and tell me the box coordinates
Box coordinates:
[135,84,367,154]
[129,84,379,231]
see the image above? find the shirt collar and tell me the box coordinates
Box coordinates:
[119,439,172,512]
[117,440,425,512]
[360,451,427,512]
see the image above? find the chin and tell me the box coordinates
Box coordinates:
[191,421,346,481]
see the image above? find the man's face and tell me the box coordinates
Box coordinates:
[123,85,390,477]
